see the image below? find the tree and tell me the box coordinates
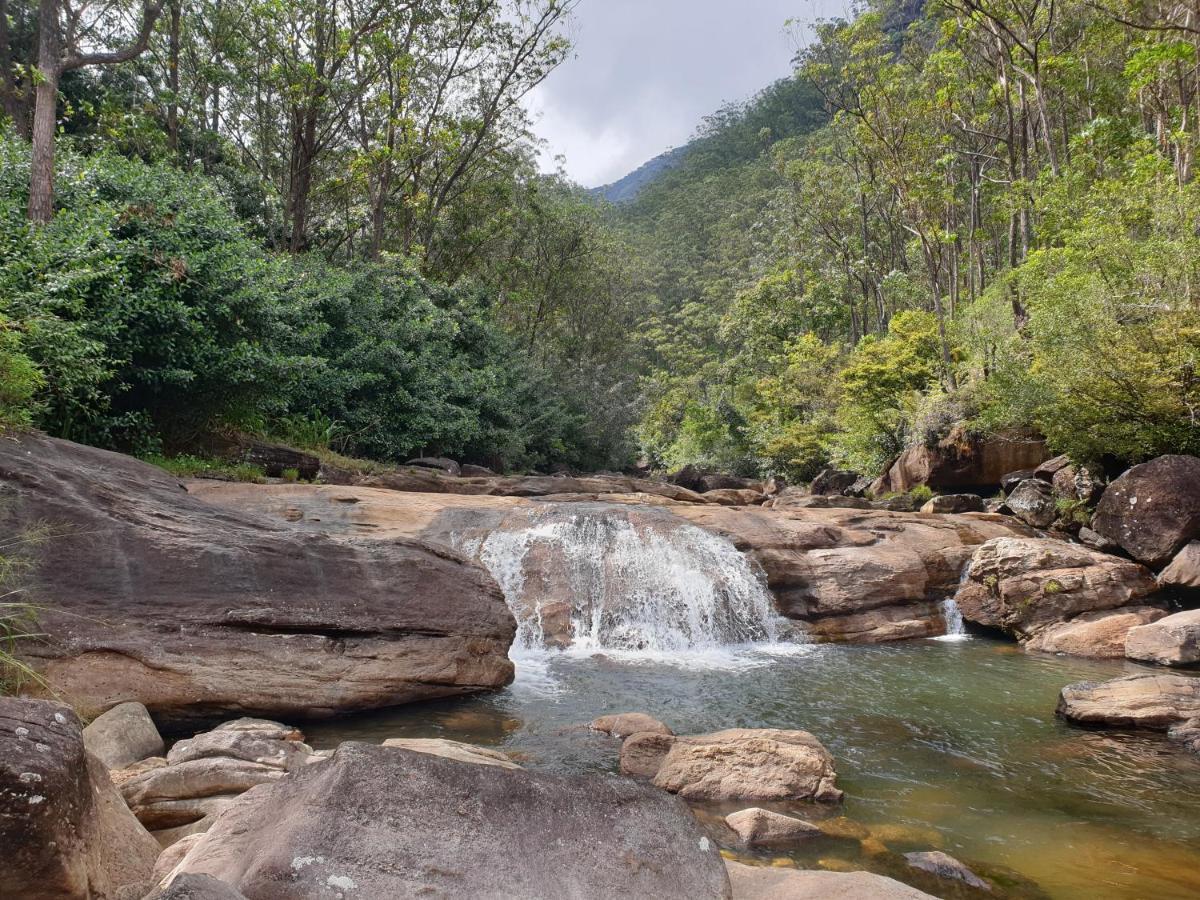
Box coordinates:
[27,0,163,222]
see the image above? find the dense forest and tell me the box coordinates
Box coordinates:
[1,0,1198,482]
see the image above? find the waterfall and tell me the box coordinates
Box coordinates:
[456,506,784,654]
[936,597,969,641]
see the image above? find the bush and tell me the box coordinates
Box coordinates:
[0,317,42,430]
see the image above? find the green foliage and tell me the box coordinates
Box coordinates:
[0,316,42,430]
[909,484,934,504]
[143,454,268,483]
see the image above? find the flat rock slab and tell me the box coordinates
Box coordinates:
[725,862,937,899]
[1024,607,1167,659]
[380,737,521,769]
[1126,609,1200,667]
[166,742,732,899]
[1057,674,1200,731]
[0,434,515,725]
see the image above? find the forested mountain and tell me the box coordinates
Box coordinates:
[592,145,689,204]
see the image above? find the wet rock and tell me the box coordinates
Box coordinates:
[726,808,821,846]
[0,698,159,900]
[380,737,521,769]
[725,861,937,899]
[165,742,731,898]
[1159,542,1200,591]
[955,538,1158,641]
[806,604,942,644]
[1057,674,1200,731]
[1168,718,1200,753]
[641,728,842,804]
[591,712,674,738]
[1092,455,1200,568]
[82,701,163,770]
[405,457,461,475]
[1126,610,1200,667]
[904,851,991,891]
[1006,479,1057,528]
[619,731,679,778]
[920,494,984,514]
[811,469,861,496]
[871,431,1049,496]
[0,434,516,726]
[1024,607,1167,658]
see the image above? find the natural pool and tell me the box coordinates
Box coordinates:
[308,639,1200,900]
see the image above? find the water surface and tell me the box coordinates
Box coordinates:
[308,640,1200,900]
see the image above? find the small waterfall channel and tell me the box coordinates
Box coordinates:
[450,505,786,655]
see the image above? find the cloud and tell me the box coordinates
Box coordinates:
[526,0,839,187]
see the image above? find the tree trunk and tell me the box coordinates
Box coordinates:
[28,0,61,225]
[167,0,181,152]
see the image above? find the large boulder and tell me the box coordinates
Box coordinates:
[162,742,732,898]
[0,433,516,725]
[954,538,1159,642]
[871,430,1049,495]
[725,862,937,900]
[810,469,859,496]
[82,701,164,770]
[591,712,674,738]
[1057,674,1200,734]
[920,494,984,514]
[725,808,821,847]
[1159,542,1200,591]
[1125,610,1200,667]
[1024,607,1167,658]
[1091,455,1200,568]
[1,698,159,899]
[1005,479,1058,529]
[621,728,842,804]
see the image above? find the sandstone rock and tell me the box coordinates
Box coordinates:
[1034,454,1073,482]
[874,495,921,512]
[122,758,286,814]
[461,463,495,477]
[0,434,515,725]
[904,851,990,891]
[805,604,942,644]
[701,474,760,492]
[203,433,320,481]
[619,731,679,778]
[955,538,1158,641]
[167,729,313,770]
[1024,608,1167,658]
[1159,542,1200,591]
[166,742,732,898]
[1092,455,1200,568]
[811,469,861,496]
[380,737,521,768]
[725,861,937,900]
[211,717,304,742]
[1051,462,1104,505]
[148,874,248,900]
[1126,610,1200,667]
[920,494,984,514]
[872,431,1049,496]
[1006,478,1057,528]
[1000,469,1036,494]
[704,488,766,506]
[725,807,821,846]
[591,712,674,738]
[1169,718,1200,753]
[774,494,873,510]
[1079,527,1121,554]
[1,698,158,899]
[405,456,461,476]
[646,728,842,803]
[82,701,163,770]
[1057,674,1200,730]
[152,834,206,882]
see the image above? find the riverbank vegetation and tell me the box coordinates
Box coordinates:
[1,0,1197,481]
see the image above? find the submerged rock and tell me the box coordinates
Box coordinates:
[904,850,991,891]
[725,808,821,846]
[1092,455,1200,568]
[1057,674,1200,733]
[1125,610,1200,667]
[162,742,732,898]
[82,701,164,771]
[1,433,516,725]
[621,728,842,804]
[0,697,159,900]
[955,537,1158,643]
[725,861,938,899]
[591,712,674,738]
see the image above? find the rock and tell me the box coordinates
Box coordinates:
[1034,454,1073,482]
[772,494,874,510]
[871,430,1049,495]
[0,433,515,725]
[1126,610,1200,667]
[644,728,842,803]
[920,494,984,514]
[1169,718,1200,753]
[1,698,159,900]
[725,861,937,899]
[380,737,521,769]
[1159,542,1200,591]
[1092,455,1200,568]
[805,604,943,644]
[1024,607,1167,658]
[461,463,495,477]
[846,475,875,498]
[151,834,205,882]
[82,701,164,771]
[591,712,674,738]
[619,731,679,778]
[700,474,759,492]
[904,851,991,891]
[148,874,249,900]
[726,808,821,846]
[1078,527,1121,554]
[810,469,860,496]
[1006,478,1057,528]
[670,463,707,492]
[211,717,304,742]
[1052,462,1104,505]
[1057,673,1200,730]
[704,488,766,506]
[110,756,167,788]
[984,498,1008,514]
[1000,469,1036,494]
[202,433,320,481]
[122,758,285,822]
[955,538,1158,641]
[165,742,732,898]
[405,456,461,476]
[874,494,921,512]
[167,729,313,770]
[764,475,787,496]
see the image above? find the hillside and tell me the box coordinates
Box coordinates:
[591,145,690,204]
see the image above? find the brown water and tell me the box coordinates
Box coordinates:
[307,639,1200,900]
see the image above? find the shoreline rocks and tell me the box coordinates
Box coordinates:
[1125,610,1200,667]
[725,861,938,900]
[725,808,821,847]
[1057,674,1200,744]
[82,701,164,771]
[1091,455,1200,568]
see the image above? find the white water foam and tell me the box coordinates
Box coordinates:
[932,597,971,642]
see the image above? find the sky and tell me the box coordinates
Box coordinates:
[526,0,843,188]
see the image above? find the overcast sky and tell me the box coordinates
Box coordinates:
[527,0,845,187]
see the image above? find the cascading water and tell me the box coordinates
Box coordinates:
[936,597,969,641]
[453,505,786,655]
